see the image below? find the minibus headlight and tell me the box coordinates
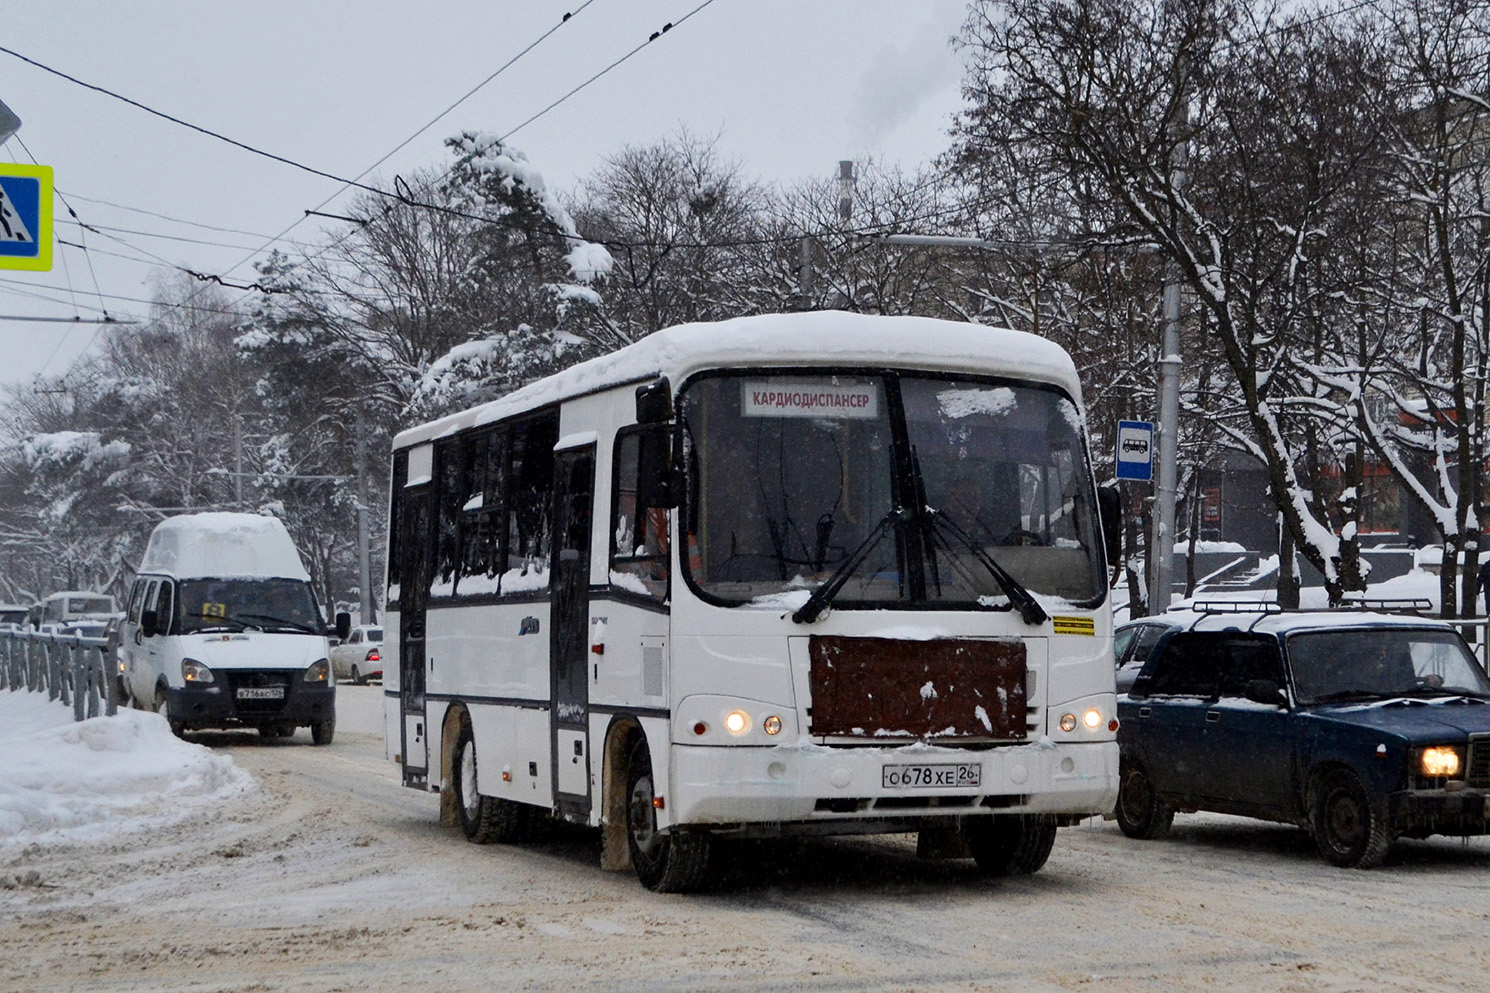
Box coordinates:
[1419,745,1462,778]
[304,658,330,683]
[724,710,750,734]
[181,658,214,684]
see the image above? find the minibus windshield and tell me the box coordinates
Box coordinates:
[679,371,1104,609]
[177,578,321,634]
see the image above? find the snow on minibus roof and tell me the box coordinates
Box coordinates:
[138,512,311,582]
[393,312,1082,450]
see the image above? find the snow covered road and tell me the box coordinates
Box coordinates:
[3,684,1488,992]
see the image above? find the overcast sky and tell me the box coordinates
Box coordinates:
[0,0,970,387]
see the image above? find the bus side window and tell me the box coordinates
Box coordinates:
[611,428,668,600]
[457,429,506,594]
[433,437,465,597]
[504,414,558,591]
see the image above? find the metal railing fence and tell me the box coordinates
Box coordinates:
[0,625,119,720]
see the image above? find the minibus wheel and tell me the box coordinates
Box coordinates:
[153,687,185,738]
[311,713,336,746]
[625,738,711,892]
[964,814,1057,876]
[453,721,525,844]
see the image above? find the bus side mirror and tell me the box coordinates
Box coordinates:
[141,610,158,639]
[1097,484,1122,568]
[636,424,677,509]
[635,378,672,424]
[335,611,352,642]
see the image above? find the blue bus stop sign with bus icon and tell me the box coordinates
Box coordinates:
[0,163,53,271]
[1116,420,1154,481]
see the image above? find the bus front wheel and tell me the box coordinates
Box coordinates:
[965,814,1057,876]
[625,739,711,892]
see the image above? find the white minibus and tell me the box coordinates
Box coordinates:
[122,512,339,741]
[384,312,1121,890]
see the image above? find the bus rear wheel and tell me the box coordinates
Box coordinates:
[965,814,1057,876]
[454,723,525,844]
[626,738,711,892]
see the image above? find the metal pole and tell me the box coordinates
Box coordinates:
[233,412,244,508]
[357,420,375,625]
[1148,51,1189,615]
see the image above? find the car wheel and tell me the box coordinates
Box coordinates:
[310,713,336,746]
[626,737,711,892]
[350,664,364,686]
[1115,760,1175,839]
[453,722,525,844]
[964,814,1058,876]
[1312,768,1392,868]
[154,687,185,737]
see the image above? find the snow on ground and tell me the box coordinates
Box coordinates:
[0,689,253,848]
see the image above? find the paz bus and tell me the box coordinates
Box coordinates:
[383,312,1121,891]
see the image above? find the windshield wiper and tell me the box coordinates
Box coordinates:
[231,612,321,634]
[923,507,1049,626]
[792,507,911,624]
[1310,690,1383,704]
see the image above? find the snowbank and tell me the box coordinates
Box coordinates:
[0,690,254,847]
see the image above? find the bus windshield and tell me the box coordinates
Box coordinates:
[679,371,1105,609]
[177,578,322,635]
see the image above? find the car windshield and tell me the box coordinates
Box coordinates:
[176,578,321,635]
[1288,628,1490,703]
[67,596,114,615]
[679,371,1104,608]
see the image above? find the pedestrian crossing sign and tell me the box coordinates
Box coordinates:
[0,163,53,271]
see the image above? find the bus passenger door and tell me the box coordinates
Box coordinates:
[400,482,432,789]
[551,444,596,820]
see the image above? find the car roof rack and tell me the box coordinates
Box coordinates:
[1185,601,1284,615]
[1336,597,1433,614]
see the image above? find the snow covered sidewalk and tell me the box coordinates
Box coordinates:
[0,688,253,849]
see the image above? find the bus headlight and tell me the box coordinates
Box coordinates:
[182,658,214,684]
[763,715,782,735]
[1083,708,1103,729]
[304,658,330,683]
[1419,746,1462,778]
[724,710,750,734]
[1059,713,1077,732]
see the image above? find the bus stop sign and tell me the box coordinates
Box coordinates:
[1116,420,1154,481]
[0,163,52,271]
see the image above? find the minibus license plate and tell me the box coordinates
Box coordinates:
[236,687,284,700]
[882,763,980,789]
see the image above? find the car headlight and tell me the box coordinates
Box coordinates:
[181,658,214,684]
[1419,745,1463,778]
[304,658,330,683]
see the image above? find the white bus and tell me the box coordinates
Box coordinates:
[384,312,1121,891]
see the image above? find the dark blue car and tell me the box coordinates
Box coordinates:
[1116,609,1490,867]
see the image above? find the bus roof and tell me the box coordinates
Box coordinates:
[138,512,311,582]
[393,312,1082,450]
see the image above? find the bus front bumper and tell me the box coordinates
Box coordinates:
[667,738,1118,830]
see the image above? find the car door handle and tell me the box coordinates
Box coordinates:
[1206,710,1221,723]
[1138,707,1152,718]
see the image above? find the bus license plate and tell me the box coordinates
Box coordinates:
[882,763,981,789]
[236,687,285,700]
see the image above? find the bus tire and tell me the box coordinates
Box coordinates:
[626,738,711,892]
[454,722,525,844]
[965,814,1057,876]
[154,686,185,737]
[311,713,336,746]
[1115,759,1174,839]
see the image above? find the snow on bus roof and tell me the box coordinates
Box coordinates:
[138,512,311,581]
[394,312,1082,450]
